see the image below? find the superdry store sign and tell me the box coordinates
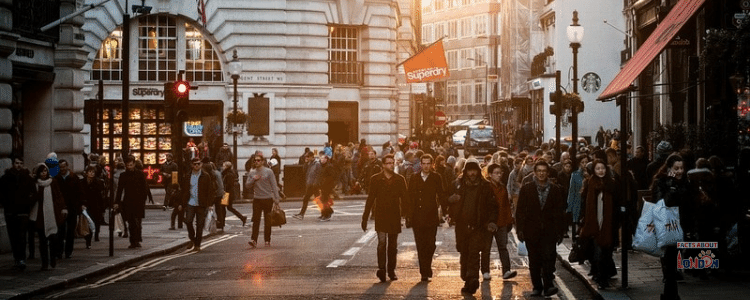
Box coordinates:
[401,40,450,83]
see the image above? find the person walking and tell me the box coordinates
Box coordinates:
[177,157,215,252]
[483,163,518,281]
[245,153,281,248]
[221,161,247,226]
[0,157,35,270]
[650,154,696,300]
[406,154,447,282]
[214,143,233,167]
[54,159,83,259]
[318,154,337,221]
[579,159,620,288]
[29,164,67,270]
[447,159,498,294]
[204,161,225,232]
[361,154,409,282]
[516,160,566,297]
[161,153,179,210]
[114,156,150,249]
[292,151,320,220]
[81,165,107,246]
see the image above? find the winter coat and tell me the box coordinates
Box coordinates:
[54,171,84,215]
[516,179,566,243]
[81,178,107,223]
[0,168,35,215]
[222,168,240,203]
[407,172,447,228]
[31,178,67,228]
[115,169,150,219]
[363,172,409,234]
[449,177,498,230]
[489,180,513,228]
[650,175,697,237]
[180,170,216,207]
[580,176,620,248]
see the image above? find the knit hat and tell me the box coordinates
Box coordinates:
[45,152,59,177]
[463,158,481,173]
[656,141,672,155]
[446,156,456,167]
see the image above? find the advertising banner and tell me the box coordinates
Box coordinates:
[401,40,450,83]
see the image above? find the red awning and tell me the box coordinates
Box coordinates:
[598,0,707,100]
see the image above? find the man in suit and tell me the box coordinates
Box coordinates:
[406,154,448,282]
[516,160,566,297]
[448,159,499,295]
[361,154,409,282]
[114,156,150,249]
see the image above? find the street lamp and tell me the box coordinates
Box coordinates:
[567,10,583,167]
[228,50,243,171]
[467,56,489,117]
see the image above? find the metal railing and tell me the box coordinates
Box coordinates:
[328,60,363,85]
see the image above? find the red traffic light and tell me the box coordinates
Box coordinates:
[174,81,190,96]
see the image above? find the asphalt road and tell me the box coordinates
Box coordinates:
[35,201,599,300]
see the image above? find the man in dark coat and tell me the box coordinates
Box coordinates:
[516,160,566,297]
[362,154,409,282]
[406,154,447,282]
[178,157,215,252]
[114,156,150,249]
[54,159,84,259]
[448,159,498,295]
[0,157,35,270]
[160,153,180,209]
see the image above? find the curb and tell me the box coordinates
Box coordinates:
[556,250,606,300]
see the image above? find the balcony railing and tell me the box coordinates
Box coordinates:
[329,60,363,85]
[13,0,60,42]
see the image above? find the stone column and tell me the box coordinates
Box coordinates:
[53,0,89,170]
[0,0,18,172]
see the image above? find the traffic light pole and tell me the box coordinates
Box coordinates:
[555,70,561,161]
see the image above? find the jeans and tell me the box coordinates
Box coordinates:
[482,225,512,274]
[185,205,207,247]
[456,224,485,285]
[527,238,558,290]
[171,206,185,228]
[377,232,399,275]
[251,198,273,242]
[37,231,60,268]
[58,211,79,257]
[126,216,143,246]
[297,185,318,216]
[215,197,226,229]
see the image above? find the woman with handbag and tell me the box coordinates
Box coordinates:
[579,159,620,289]
[222,161,247,226]
[650,153,697,300]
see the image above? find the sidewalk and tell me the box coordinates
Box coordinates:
[556,237,750,300]
[0,191,367,300]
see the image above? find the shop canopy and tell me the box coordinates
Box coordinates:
[597,0,706,100]
[462,119,485,126]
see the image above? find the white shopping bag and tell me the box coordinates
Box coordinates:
[653,199,684,248]
[517,241,528,256]
[632,201,663,256]
[204,209,217,234]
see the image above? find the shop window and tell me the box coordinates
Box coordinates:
[185,23,224,82]
[138,15,177,81]
[92,28,122,81]
[328,25,362,85]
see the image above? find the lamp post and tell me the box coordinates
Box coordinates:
[567,10,583,168]
[228,50,243,171]
[467,56,489,117]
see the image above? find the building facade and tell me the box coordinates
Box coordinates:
[77,0,409,181]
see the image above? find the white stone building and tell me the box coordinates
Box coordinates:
[77,0,413,185]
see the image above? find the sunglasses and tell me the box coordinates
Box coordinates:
[192,162,201,166]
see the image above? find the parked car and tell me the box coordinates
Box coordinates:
[561,136,588,149]
[452,130,466,148]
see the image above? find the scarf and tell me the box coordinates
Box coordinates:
[533,177,550,208]
[581,176,615,247]
[29,178,58,237]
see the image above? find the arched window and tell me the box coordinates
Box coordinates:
[92,28,122,81]
[91,15,223,83]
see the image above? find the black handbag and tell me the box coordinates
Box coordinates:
[267,203,287,227]
[568,237,592,263]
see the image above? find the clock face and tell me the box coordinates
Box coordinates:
[582,72,601,93]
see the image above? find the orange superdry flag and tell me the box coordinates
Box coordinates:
[401,40,450,83]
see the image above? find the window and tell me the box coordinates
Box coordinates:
[447,81,458,105]
[460,80,472,105]
[460,18,472,38]
[475,15,488,36]
[422,24,433,44]
[435,22,445,40]
[447,50,458,70]
[435,0,444,11]
[138,15,177,81]
[448,20,458,39]
[92,28,122,81]
[460,48,473,69]
[475,80,485,104]
[329,25,362,85]
[462,0,472,6]
[185,24,223,82]
[474,47,488,66]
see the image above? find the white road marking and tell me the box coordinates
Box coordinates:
[342,247,361,256]
[355,230,376,244]
[326,259,347,268]
[555,276,576,300]
[45,234,240,299]
[401,241,443,246]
